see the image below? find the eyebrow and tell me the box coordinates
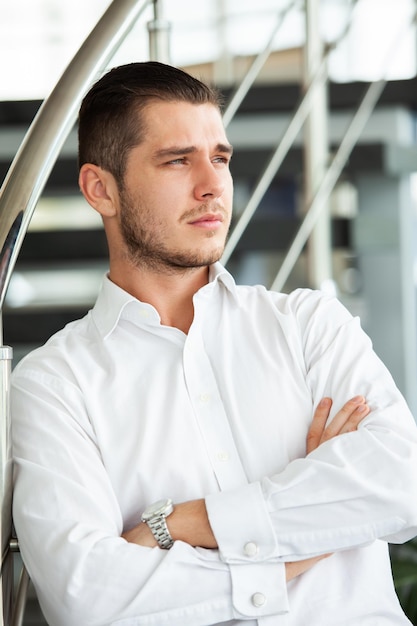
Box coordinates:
[153,143,234,160]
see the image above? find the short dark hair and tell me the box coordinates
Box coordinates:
[78,61,223,187]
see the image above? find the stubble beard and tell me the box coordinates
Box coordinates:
[119,188,230,274]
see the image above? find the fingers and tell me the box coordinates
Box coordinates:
[307,395,370,454]
[285,554,332,581]
[322,396,370,442]
[306,397,333,454]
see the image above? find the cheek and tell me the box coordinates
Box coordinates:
[224,177,234,207]
[149,176,184,206]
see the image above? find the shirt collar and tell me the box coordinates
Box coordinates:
[92,263,239,339]
[208,262,238,298]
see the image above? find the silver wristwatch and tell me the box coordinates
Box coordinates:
[141,498,174,549]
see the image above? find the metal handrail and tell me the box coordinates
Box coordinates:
[222,0,298,129]
[11,565,30,626]
[221,55,327,266]
[0,0,152,316]
[271,77,386,291]
[271,5,417,292]
[0,347,13,626]
[221,0,359,266]
[0,2,152,625]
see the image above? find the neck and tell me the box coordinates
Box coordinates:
[109,262,210,334]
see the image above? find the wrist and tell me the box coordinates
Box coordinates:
[168,499,217,549]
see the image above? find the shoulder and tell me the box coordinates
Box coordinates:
[235,283,351,323]
[12,311,95,387]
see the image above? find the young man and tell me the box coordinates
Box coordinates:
[11,62,417,625]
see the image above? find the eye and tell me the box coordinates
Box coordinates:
[213,155,231,165]
[167,157,187,165]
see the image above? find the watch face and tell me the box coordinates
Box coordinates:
[142,498,173,522]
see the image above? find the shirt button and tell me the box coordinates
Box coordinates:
[216,450,230,462]
[199,393,211,404]
[251,592,266,607]
[244,541,259,557]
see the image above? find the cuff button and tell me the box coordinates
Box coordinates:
[251,592,266,607]
[244,541,259,557]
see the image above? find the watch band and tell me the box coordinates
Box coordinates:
[146,515,174,550]
[141,499,174,549]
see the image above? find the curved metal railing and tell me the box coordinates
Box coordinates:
[0,0,152,315]
[0,1,153,623]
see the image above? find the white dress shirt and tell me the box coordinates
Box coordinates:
[11,263,417,626]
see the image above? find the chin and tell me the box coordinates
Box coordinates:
[180,249,223,268]
[198,246,224,266]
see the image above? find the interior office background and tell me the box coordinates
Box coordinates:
[0,0,417,407]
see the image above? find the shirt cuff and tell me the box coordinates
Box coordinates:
[205,481,279,563]
[206,483,289,617]
[230,561,289,618]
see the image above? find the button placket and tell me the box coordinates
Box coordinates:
[183,325,247,490]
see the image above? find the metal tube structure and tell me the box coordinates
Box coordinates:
[302,0,332,291]
[147,0,171,63]
[0,347,13,626]
[222,0,296,129]
[221,56,328,265]
[271,6,417,293]
[10,565,29,626]
[0,2,151,623]
[0,0,152,315]
[271,78,387,292]
[221,1,359,267]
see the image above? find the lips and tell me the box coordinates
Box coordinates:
[190,213,224,224]
[187,213,224,231]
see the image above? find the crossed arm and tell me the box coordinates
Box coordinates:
[123,395,370,580]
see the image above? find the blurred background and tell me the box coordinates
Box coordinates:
[1,1,417,621]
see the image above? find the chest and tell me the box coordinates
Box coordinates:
[80,307,314,525]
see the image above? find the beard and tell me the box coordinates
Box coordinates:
[119,186,230,274]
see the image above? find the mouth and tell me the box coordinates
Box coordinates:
[188,212,225,228]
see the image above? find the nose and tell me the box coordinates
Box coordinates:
[193,161,226,202]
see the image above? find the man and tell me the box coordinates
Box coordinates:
[11,62,417,625]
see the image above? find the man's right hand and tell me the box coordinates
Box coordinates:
[285,395,370,581]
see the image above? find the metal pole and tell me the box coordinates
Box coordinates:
[147,0,171,63]
[221,56,328,265]
[0,0,152,313]
[0,346,13,626]
[271,6,417,293]
[222,0,297,129]
[221,0,359,268]
[271,79,386,292]
[0,2,152,623]
[10,564,30,626]
[213,0,234,86]
[303,0,333,291]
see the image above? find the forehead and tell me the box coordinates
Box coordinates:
[139,100,229,149]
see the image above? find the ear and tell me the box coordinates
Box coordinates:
[78,164,119,218]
